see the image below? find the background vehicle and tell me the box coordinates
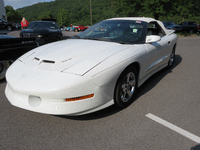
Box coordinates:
[15,23,21,29]
[20,21,63,45]
[66,26,78,31]
[0,34,38,80]
[74,25,89,32]
[0,19,16,31]
[179,21,200,33]
[162,21,182,33]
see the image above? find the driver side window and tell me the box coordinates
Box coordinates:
[147,22,166,37]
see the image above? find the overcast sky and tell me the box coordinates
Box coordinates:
[4,0,55,9]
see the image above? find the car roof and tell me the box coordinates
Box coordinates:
[108,17,156,23]
[31,21,56,23]
[107,17,170,35]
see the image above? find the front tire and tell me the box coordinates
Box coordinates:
[167,48,175,69]
[0,61,10,80]
[114,67,138,108]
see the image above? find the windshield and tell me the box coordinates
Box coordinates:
[28,21,59,29]
[78,20,148,44]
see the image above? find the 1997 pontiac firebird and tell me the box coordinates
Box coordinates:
[5,17,178,115]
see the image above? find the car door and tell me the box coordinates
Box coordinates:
[145,21,170,76]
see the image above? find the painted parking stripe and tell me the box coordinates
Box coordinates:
[146,113,200,143]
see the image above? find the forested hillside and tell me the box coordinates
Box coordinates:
[18,0,116,26]
[15,0,200,27]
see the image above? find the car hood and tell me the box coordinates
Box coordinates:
[18,39,131,75]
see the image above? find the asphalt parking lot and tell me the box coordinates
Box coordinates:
[0,31,200,150]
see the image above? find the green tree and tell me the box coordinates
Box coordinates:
[5,5,22,22]
[37,11,54,20]
[115,0,142,17]
[115,0,200,21]
[17,0,116,26]
[57,9,69,26]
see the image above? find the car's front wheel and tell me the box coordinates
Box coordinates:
[0,61,10,80]
[167,48,175,69]
[114,67,138,108]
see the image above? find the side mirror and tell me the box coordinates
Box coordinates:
[145,35,161,43]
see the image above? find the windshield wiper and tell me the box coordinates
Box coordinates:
[83,37,111,42]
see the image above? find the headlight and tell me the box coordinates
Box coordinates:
[37,35,43,38]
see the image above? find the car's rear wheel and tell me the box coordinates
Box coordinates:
[167,48,175,69]
[190,30,194,33]
[7,25,12,31]
[0,61,10,80]
[114,67,138,108]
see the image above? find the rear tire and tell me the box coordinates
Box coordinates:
[190,30,194,33]
[7,25,12,31]
[0,61,10,80]
[114,67,138,108]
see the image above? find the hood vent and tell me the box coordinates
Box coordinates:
[37,59,55,70]
[35,57,40,61]
[42,60,55,64]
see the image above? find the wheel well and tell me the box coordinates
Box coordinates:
[173,44,177,51]
[116,62,140,85]
[127,62,140,75]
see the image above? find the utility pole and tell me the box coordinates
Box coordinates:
[90,0,92,26]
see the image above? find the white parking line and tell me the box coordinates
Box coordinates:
[146,113,200,143]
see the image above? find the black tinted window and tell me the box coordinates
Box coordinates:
[28,21,59,29]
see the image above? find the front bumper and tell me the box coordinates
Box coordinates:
[5,60,114,115]
[5,83,114,115]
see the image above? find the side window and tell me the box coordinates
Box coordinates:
[147,22,166,37]
[188,22,196,25]
[183,22,187,25]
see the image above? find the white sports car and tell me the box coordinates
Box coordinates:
[5,17,178,115]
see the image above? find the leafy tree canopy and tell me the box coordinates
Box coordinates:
[16,0,200,26]
[37,11,54,21]
[17,0,115,26]
[115,0,200,24]
[5,5,22,22]
[57,9,69,26]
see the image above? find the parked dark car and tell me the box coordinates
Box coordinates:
[0,34,38,80]
[15,23,21,29]
[0,19,16,31]
[178,21,200,33]
[20,21,63,45]
[162,21,182,33]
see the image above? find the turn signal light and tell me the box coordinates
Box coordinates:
[65,94,94,101]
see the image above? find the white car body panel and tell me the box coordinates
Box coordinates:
[5,17,178,115]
